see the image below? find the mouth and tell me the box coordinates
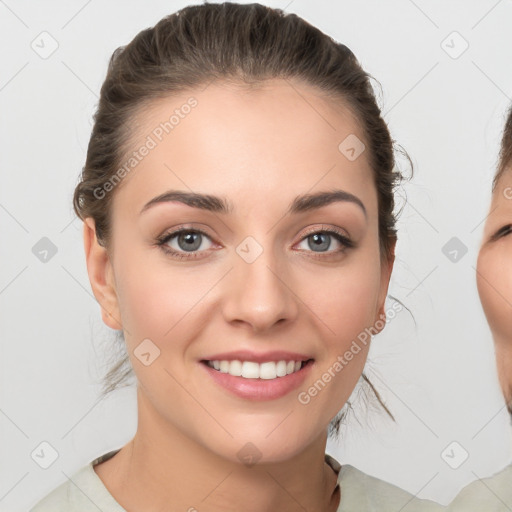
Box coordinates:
[201,358,314,380]
[199,357,315,401]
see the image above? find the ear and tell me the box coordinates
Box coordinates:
[83,217,122,330]
[373,238,396,333]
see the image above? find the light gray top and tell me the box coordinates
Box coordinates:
[29,449,446,511]
[448,464,512,511]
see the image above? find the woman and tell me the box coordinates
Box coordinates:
[29,3,444,511]
[448,107,512,510]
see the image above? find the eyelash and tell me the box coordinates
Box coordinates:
[491,224,512,242]
[155,225,354,260]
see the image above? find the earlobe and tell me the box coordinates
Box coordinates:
[83,218,122,330]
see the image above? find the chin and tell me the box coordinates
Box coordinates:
[208,428,314,466]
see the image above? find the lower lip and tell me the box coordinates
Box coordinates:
[200,360,314,401]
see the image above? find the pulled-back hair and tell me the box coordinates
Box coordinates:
[493,104,512,188]
[73,2,408,434]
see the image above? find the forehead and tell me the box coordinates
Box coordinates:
[112,78,377,217]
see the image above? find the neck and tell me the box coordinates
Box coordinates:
[94,387,340,512]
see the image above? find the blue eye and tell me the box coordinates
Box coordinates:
[296,227,354,254]
[156,228,214,260]
[155,225,354,260]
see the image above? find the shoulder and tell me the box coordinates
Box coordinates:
[28,451,125,512]
[448,464,512,511]
[337,464,446,512]
[28,465,96,512]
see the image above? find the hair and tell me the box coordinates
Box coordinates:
[73,2,411,435]
[493,104,512,189]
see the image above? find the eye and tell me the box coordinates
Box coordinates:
[490,224,512,242]
[155,224,355,261]
[156,227,216,260]
[295,225,354,256]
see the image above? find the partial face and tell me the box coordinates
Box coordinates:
[91,79,393,463]
[477,169,512,412]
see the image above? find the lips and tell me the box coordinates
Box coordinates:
[200,357,314,401]
[200,350,314,380]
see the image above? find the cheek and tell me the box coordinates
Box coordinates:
[294,254,381,394]
[295,268,376,423]
[477,247,512,341]
[305,255,382,339]
[112,243,215,353]
[114,242,383,356]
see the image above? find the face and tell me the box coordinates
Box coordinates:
[85,78,394,464]
[477,169,512,412]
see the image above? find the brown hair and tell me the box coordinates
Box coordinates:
[73,2,408,433]
[493,104,512,188]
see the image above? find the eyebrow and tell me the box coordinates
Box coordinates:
[140,189,367,217]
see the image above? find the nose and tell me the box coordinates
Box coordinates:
[222,245,299,333]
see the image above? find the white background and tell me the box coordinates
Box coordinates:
[2,1,512,510]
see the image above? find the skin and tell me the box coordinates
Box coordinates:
[477,169,512,413]
[83,78,395,512]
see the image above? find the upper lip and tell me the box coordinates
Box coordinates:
[201,350,314,364]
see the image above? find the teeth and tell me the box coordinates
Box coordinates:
[206,359,308,379]
[242,361,260,379]
[229,360,242,376]
[276,360,287,377]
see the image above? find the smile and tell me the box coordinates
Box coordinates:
[204,359,311,379]
[200,358,315,401]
